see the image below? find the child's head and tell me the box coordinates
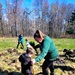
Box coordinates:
[25,39,28,41]
[26,48,34,57]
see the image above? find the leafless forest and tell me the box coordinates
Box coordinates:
[0,0,75,37]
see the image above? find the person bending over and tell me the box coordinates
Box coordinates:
[32,30,58,75]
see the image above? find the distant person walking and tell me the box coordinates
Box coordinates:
[32,30,58,75]
[16,34,24,49]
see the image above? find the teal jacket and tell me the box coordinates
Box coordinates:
[18,35,24,43]
[35,36,58,62]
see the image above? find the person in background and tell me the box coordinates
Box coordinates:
[16,34,24,49]
[32,30,58,75]
[25,39,39,55]
[25,39,32,48]
[19,48,34,75]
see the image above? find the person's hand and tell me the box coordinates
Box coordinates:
[32,59,36,64]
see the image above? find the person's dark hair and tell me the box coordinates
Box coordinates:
[26,48,34,54]
[34,30,46,38]
[25,39,28,41]
[34,30,41,38]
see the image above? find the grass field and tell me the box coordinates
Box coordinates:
[0,37,75,51]
[0,37,75,75]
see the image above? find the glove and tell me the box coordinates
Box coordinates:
[32,59,36,64]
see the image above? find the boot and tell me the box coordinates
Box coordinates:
[50,72,55,75]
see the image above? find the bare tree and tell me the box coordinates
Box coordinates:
[5,0,23,36]
[33,0,49,34]
[47,1,75,37]
[0,3,4,36]
[0,0,75,37]
[12,0,23,36]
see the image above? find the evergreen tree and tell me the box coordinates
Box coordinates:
[70,10,75,25]
[66,10,75,34]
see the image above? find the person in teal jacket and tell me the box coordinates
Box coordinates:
[16,34,24,49]
[32,30,58,75]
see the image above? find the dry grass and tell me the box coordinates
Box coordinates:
[0,37,75,75]
[0,48,75,75]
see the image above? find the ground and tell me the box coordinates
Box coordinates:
[0,48,75,75]
[0,37,75,75]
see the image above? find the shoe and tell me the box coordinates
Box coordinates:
[50,73,55,75]
[37,72,43,75]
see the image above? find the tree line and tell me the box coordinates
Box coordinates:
[0,0,75,37]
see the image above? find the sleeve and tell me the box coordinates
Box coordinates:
[35,44,40,48]
[30,60,33,66]
[18,54,23,62]
[18,54,25,63]
[21,36,24,43]
[35,39,50,62]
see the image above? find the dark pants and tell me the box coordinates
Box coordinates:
[16,42,24,49]
[21,67,33,75]
[42,60,54,75]
[22,71,33,75]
